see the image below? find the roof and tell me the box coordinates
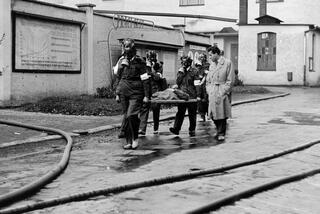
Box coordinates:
[214,27,238,37]
[255,15,283,24]
[219,27,237,33]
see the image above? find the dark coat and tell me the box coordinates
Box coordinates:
[176,66,200,99]
[115,55,150,99]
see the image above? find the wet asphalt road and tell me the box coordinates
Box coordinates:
[1,87,320,214]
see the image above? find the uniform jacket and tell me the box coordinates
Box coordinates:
[195,62,210,100]
[206,56,235,120]
[176,66,200,99]
[115,55,150,99]
[148,61,163,96]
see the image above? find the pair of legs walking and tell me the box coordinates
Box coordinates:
[170,103,197,136]
[119,95,142,149]
[198,100,208,121]
[139,103,161,135]
[213,118,227,141]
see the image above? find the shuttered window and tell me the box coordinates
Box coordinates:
[257,32,276,71]
[179,0,204,6]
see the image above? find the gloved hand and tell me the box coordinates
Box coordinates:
[146,60,152,67]
[115,95,120,103]
[143,96,149,103]
[178,67,185,73]
[121,58,129,67]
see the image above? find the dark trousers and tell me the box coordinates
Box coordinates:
[198,101,208,116]
[213,119,227,136]
[139,103,161,132]
[173,102,197,132]
[120,95,142,143]
[152,104,160,131]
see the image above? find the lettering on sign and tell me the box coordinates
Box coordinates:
[113,15,154,29]
[15,16,81,72]
[189,45,207,51]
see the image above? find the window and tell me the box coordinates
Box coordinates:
[179,0,204,6]
[257,32,276,71]
[256,0,284,3]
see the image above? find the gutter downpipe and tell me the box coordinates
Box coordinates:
[179,29,186,56]
[304,29,310,87]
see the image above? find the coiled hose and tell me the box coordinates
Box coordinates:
[0,120,73,207]
[1,139,319,214]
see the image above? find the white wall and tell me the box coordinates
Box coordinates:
[305,31,320,86]
[40,0,320,33]
[39,0,239,32]
[248,0,320,26]
[239,25,309,86]
[10,0,88,101]
[0,0,12,104]
[92,14,184,89]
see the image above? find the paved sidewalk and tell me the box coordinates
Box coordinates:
[0,87,289,147]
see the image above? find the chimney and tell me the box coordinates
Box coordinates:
[260,0,267,17]
[239,0,248,25]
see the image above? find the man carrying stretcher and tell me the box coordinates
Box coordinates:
[169,56,201,137]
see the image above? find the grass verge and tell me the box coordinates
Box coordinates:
[18,86,273,116]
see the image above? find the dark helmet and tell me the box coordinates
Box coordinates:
[199,53,207,62]
[122,38,136,55]
[180,55,192,68]
[147,50,157,62]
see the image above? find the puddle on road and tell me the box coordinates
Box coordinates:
[114,122,222,172]
[269,111,320,126]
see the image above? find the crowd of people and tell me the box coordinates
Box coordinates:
[113,38,235,150]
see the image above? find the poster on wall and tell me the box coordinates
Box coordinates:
[14,15,81,73]
[185,44,208,65]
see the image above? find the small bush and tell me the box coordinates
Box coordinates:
[20,95,122,116]
[95,86,116,99]
[234,70,244,86]
[233,86,271,94]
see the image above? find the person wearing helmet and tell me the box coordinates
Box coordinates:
[114,38,150,149]
[195,53,210,122]
[139,50,165,135]
[169,55,201,137]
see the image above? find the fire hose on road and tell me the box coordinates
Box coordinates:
[0,120,73,207]
[1,137,320,214]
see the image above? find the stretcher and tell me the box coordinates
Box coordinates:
[149,99,197,104]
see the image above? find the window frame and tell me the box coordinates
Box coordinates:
[256,0,284,3]
[179,0,205,7]
[257,32,277,71]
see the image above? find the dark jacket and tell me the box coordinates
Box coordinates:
[148,62,164,96]
[195,62,210,99]
[176,66,200,99]
[115,55,150,99]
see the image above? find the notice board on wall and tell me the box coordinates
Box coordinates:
[14,15,81,73]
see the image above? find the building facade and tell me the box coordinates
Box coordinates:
[238,0,320,86]
[0,0,210,105]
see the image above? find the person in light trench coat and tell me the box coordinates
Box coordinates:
[206,46,235,141]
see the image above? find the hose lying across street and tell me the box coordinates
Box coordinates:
[0,120,73,208]
[1,133,320,214]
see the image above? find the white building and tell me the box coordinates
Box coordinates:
[239,0,320,86]
[37,0,238,32]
